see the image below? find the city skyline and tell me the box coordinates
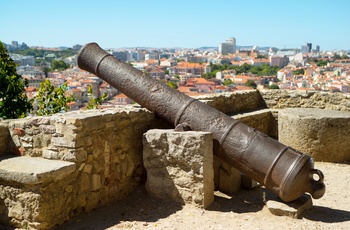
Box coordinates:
[2,0,350,51]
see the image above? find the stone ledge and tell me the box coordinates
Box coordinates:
[279,108,350,162]
[0,157,76,184]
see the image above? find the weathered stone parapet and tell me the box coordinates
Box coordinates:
[0,107,155,229]
[279,108,350,162]
[143,129,214,209]
[259,90,350,111]
[232,109,279,139]
[196,90,265,114]
[0,89,349,229]
[0,121,10,156]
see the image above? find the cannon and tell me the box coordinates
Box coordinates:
[77,42,325,202]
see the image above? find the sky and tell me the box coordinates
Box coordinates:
[2,0,350,51]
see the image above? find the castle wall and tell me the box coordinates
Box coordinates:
[0,89,349,228]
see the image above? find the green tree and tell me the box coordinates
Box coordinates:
[333,54,341,60]
[165,80,178,89]
[223,79,234,86]
[244,80,257,89]
[256,54,267,59]
[86,85,108,109]
[268,84,280,89]
[0,42,32,119]
[35,79,74,115]
[50,59,70,71]
[341,54,349,59]
[294,69,305,75]
[316,60,328,67]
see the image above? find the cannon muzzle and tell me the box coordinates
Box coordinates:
[77,42,325,202]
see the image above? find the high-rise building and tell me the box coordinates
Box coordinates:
[219,37,236,55]
[112,51,130,62]
[306,43,312,52]
[11,41,18,49]
[315,45,320,52]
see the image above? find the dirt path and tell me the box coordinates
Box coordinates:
[54,162,350,230]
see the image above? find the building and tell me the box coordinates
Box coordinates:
[149,68,165,80]
[301,43,312,53]
[10,54,35,66]
[184,78,216,93]
[270,55,289,68]
[316,45,320,52]
[114,93,133,105]
[168,62,211,83]
[219,37,236,55]
[307,43,312,52]
[11,41,18,49]
[112,51,130,62]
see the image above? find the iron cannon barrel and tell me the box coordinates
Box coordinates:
[77,42,325,202]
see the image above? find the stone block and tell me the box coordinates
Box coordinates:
[279,108,350,162]
[266,194,313,218]
[143,129,214,209]
[0,157,76,184]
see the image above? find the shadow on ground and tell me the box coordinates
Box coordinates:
[53,185,183,230]
[208,187,267,213]
[53,185,268,230]
[50,183,350,229]
[303,206,350,223]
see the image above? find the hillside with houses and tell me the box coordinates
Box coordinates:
[7,41,350,112]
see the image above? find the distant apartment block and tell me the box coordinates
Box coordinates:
[169,62,211,83]
[330,83,349,93]
[72,44,82,51]
[315,45,320,52]
[219,37,236,55]
[10,54,35,66]
[114,93,133,105]
[150,68,165,80]
[269,55,289,68]
[301,43,312,53]
[112,51,130,62]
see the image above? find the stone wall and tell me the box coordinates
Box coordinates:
[0,89,349,229]
[0,107,155,229]
[0,121,10,156]
[197,90,266,114]
[279,108,350,162]
[259,90,350,111]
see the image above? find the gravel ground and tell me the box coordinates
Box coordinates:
[53,162,350,230]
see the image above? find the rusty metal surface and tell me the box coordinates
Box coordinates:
[77,42,325,202]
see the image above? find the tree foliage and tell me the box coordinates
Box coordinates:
[12,48,77,59]
[256,54,267,59]
[50,59,70,71]
[0,42,32,119]
[268,84,280,89]
[86,85,108,109]
[244,80,257,89]
[204,63,280,79]
[316,60,328,67]
[35,79,74,115]
[294,69,305,75]
[223,79,234,86]
[165,80,178,89]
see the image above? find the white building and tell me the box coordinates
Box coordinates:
[219,37,236,55]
